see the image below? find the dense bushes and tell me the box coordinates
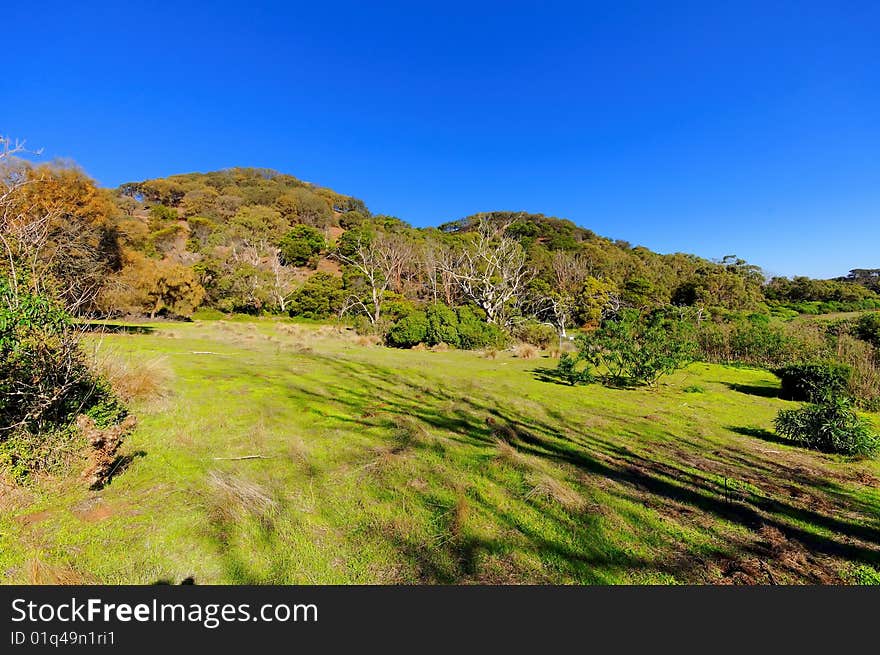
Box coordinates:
[386,304,506,349]
[774,362,852,402]
[774,395,878,456]
[696,314,808,368]
[1,279,90,433]
[0,277,126,480]
[512,320,558,348]
[279,225,326,267]
[287,273,344,319]
[558,309,695,387]
[856,312,880,346]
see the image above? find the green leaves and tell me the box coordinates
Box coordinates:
[558,308,696,387]
[774,395,879,457]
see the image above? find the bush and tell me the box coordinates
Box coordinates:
[556,353,595,385]
[279,225,326,267]
[386,311,429,347]
[512,320,557,348]
[385,304,507,350]
[1,280,91,433]
[774,395,879,456]
[696,317,807,368]
[425,304,461,347]
[565,308,695,387]
[856,312,880,347]
[287,272,344,319]
[455,306,507,349]
[0,276,127,480]
[774,362,852,402]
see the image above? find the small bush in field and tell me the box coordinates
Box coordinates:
[556,353,595,385]
[513,320,557,348]
[774,395,879,456]
[386,311,429,347]
[513,343,538,359]
[683,384,705,393]
[856,312,880,347]
[774,362,852,402]
[561,309,695,387]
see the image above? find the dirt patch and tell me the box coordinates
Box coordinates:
[713,525,841,585]
[70,497,116,523]
[17,510,53,526]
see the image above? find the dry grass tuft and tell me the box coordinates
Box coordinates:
[450,492,469,537]
[410,343,427,351]
[27,555,97,585]
[429,342,450,352]
[356,334,382,347]
[493,438,532,470]
[391,415,429,451]
[480,348,499,359]
[525,474,586,511]
[513,343,538,359]
[94,354,173,404]
[207,471,278,522]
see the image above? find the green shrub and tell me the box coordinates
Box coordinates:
[425,304,461,347]
[774,395,879,456]
[683,385,705,393]
[387,311,429,347]
[0,276,127,480]
[455,306,507,349]
[385,304,507,349]
[774,362,852,402]
[287,272,344,319]
[279,225,326,267]
[513,320,557,348]
[856,312,880,346]
[556,353,595,385]
[566,309,695,387]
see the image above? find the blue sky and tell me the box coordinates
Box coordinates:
[4,1,878,278]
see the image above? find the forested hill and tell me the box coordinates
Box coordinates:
[7,162,880,323]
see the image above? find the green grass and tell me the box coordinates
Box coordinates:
[3,319,880,584]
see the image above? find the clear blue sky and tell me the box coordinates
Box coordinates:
[5,1,879,278]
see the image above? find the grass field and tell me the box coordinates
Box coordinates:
[2,319,880,584]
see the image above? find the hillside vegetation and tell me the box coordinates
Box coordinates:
[2,319,879,584]
[2,144,880,585]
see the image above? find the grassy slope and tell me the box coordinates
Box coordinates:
[2,320,879,584]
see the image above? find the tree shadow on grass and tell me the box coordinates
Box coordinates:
[723,382,782,399]
[531,366,576,386]
[208,352,880,582]
[727,425,791,447]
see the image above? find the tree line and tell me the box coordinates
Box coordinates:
[2,157,879,341]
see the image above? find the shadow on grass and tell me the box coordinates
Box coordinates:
[153,577,195,585]
[727,425,791,447]
[723,382,782,399]
[202,352,880,583]
[102,450,147,488]
[80,322,156,334]
[531,366,575,386]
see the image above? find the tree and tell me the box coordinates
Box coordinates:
[528,251,618,339]
[267,250,300,313]
[334,230,413,325]
[561,309,695,387]
[101,253,205,318]
[274,188,333,227]
[1,152,121,315]
[287,272,345,319]
[279,225,326,266]
[440,220,532,326]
